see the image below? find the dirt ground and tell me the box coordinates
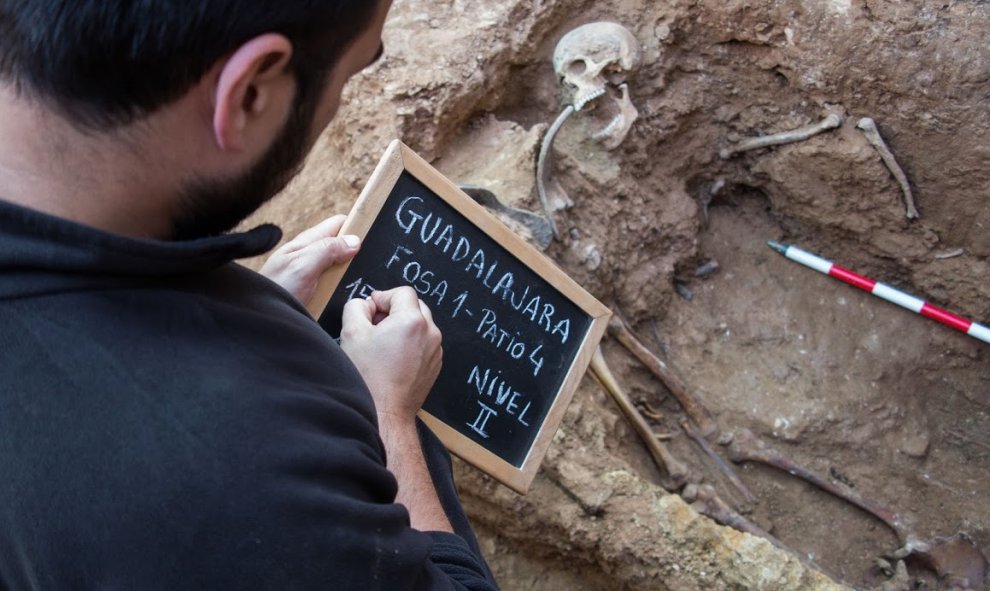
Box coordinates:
[245,0,990,589]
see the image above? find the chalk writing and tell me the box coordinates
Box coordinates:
[467,365,532,426]
[467,401,499,439]
[395,195,571,344]
[320,171,594,468]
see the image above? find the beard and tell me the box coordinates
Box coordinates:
[170,83,322,241]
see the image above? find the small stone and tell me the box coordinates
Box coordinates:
[694,260,720,279]
[675,282,694,301]
[899,432,931,459]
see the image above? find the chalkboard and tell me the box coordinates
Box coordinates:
[308,141,610,494]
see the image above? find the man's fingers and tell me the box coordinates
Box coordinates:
[418,300,434,324]
[293,234,361,275]
[342,296,375,328]
[370,287,421,316]
[371,289,440,333]
[284,215,348,250]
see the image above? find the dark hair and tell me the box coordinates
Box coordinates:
[0,1,380,128]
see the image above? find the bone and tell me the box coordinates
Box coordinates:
[728,429,989,585]
[681,419,757,506]
[684,484,846,582]
[607,315,719,438]
[459,185,554,250]
[683,483,774,539]
[590,347,690,490]
[725,429,911,542]
[888,533,988,590]
[684,482,840,577]
[933,248,965,260]
[639,401,664,422]
[856,117,920,220]
[870,559,910,591]
[592,83,640,150]
[720,113,844,159]
[553,22,643,112]
[536,106,574,241]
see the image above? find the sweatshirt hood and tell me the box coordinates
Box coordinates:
[0,199,282,300]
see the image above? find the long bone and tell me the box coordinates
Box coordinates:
[725,429,911,541]
[590,347,689,490]
[684,484,848,583]
[682,484,773,540]
[607,315,719,438]
[719,113,844,159]
[856,117,920,220]
[536,106,575,241]
[681,419,757,506]
[728,430,988,587]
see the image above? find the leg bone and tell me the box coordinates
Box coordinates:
[683,484,773,539]
[728,430,987,585]
[607,315,719,438]
[590,347,690,490]
[726,429,911,542]
[684,484,846,581]
[720,113,843,159]
[681,419,757,506]
[856,117,920,220]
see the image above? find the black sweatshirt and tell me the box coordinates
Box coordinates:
[0,199,497,591]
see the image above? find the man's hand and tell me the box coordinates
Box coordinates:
[340,288,443,422]
[339,287,451,533]
[259,215,361,307]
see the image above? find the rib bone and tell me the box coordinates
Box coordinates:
[720,113,844,159]
[726,429,911,542]
[856,117,920,220]
[590,347,689,490]
[607,315,719,438]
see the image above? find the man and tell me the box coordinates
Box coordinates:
[0,1,497,589]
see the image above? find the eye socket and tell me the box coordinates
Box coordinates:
[567,60,588,76]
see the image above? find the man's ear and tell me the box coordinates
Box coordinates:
[212,33,294,152]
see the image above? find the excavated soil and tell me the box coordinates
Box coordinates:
[244,1,990,589]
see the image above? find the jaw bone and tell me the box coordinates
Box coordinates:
[589,84,639,150]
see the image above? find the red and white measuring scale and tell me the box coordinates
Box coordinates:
[769,241,990,345]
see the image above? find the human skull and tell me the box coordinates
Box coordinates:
[553,22,643,149]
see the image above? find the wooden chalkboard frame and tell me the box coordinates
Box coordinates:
[308,140,611,494]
